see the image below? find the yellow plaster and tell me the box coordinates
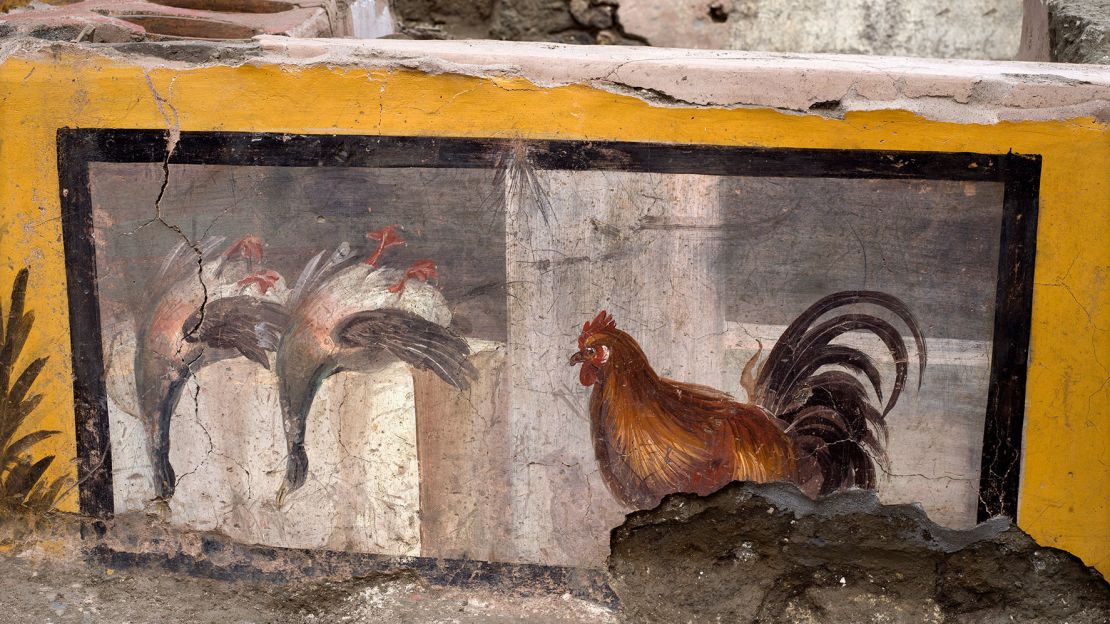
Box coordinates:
[1,52,1107,572]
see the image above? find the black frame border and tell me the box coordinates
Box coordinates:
[57,129,1039,531]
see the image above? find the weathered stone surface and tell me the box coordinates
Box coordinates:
[610,482,1110,623]
[389,0,1023,58]
[618,0,1023,59]
[0,511,614,603]
[569,0,613,30]
[0,0,346,41]
[252,37,1110,123]
[390,0,497,39]
[4,485,1108,622]
[389,0,644,44]
[0,547,616,623]
[1020,0,1053,60]
[1044,0,1110,64]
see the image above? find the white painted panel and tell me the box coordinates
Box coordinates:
[108,352,421,555]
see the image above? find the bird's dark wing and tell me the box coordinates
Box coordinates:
[333,309,477,391]
[182,296,288,369]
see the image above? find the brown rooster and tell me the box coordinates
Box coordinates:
[569,291,926,508]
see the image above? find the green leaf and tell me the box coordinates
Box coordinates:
[25,474,70,512]
[3,430,59,460]
[2,455,53,503]
[8,357,47,409]
[6,269,28,346]
[0,393,42,450]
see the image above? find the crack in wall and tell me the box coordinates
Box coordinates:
[140,71,212,349]
[172,381,214,491]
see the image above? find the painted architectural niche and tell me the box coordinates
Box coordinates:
[59,131,1038,571]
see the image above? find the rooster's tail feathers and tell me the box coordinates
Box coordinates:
[753,291,926,494]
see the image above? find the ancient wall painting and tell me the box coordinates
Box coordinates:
[58,130,1038,571]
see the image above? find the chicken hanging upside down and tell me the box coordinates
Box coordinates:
[570,291,926,509]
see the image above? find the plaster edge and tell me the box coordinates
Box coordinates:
[3,35,1110,128]
[254,37,1110,124]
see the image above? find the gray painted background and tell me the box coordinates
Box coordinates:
[88,161,1005,568]
[90,163,506,341]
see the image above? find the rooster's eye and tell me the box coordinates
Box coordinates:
[585,347,595,356]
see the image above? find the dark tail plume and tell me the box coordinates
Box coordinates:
[752,291,927,494]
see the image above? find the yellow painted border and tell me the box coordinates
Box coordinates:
[1,52,1107,572]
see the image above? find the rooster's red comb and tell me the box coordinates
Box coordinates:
[578,310,616,349]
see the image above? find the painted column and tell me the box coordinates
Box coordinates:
[505,166,726,567]
[413,342,513,561]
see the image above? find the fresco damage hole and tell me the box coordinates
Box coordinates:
[707,2,729,23]
[610,482,1110,622]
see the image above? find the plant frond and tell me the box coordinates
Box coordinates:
[1,430,60,465]
[6,269,28,344]
[25,473,71,512]
[1,455,53,505]
[8,356,47,411]
[0,311,34,395]
[0,268,66,514]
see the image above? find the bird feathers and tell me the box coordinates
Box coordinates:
[142,233,476,502]
[334,308,476,391]
[154,236,226,294]
[582,326,796,509]
[289,242,358,309]
[577,290,926,508]
[752,290,927,494]
[181,296,289,370]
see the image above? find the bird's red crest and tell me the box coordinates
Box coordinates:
[238,269,281,295]
[366,225,404,247]
[578,310,616,349]
[224,235,264,261]
[364,225,406,266]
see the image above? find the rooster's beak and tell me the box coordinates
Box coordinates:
[569,351,586,366]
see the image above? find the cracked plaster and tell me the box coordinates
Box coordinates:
[2,37,1110,125]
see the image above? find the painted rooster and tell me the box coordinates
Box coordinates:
[569,291,926,508]
[274,225,476,502]
[136,235,287,499]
